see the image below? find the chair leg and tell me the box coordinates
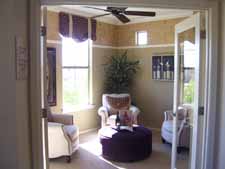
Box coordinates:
[161,137,166,144]
[177,147,182,154]
[66,156,71,163]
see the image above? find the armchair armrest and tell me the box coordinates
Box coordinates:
[48,122,71,157]
[98,106,109,127]
[52,114,74,125]
[164,110,173,121]
[129,105,140,124]
[48,122,66,138]
[98,106,109,118]
[129,105,140,116]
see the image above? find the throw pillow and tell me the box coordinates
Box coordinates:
[119,110,133,127]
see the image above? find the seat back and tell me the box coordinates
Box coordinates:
[102,94,131,115]
[177,106,189,120]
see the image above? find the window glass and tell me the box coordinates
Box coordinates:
[63,69,89,110]
[136,31,148,45]
[182,40,195,104]
[62,38,89,67]
[62,37,89,111]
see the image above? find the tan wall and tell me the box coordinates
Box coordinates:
[118,48,174,128]
[46,10,188,129]
[47,10,116,46]
[47,11,61,41]
[68,48,117,131]
[47,10,117,131]
[114,18,188,128]
[47,46,116,131]
[116,18,185,46]
[94,22,118,46]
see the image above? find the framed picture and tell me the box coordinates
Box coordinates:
[152,55,174,81]
[47,47,57,106]
[152,56,162,80]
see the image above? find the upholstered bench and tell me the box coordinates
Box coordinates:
[99,126,152,162]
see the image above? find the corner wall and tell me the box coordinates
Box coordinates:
[118,47,174,128]
[47,11,117,131]
[46,10,187,130]
[116,18,184,128]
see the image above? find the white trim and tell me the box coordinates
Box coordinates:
[47,39,62,44]
[92,44,118,49]
[203,5,218,169]
[46,40,174,49]
[147,127,161,132]
[80,128,98,135]
[173,13,201,169]
[41,7,49,169]
[93,44,174,49]
[47,39,174,49]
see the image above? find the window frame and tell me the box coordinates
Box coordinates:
[62,38,91,111]
[135,30,148,46]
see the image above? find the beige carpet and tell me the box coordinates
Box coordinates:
[50,130,189,169]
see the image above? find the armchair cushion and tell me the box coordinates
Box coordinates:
[99,94,140,127]
[162,120,182,133]
[63,125,79,142]
[52,114,73,125]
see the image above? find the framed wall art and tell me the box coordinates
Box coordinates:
[152,55,174,81]
[47,47,57,106]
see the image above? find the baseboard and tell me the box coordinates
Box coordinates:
[80,128,99,135]
[79,126,160,134]
[146,126,161,132]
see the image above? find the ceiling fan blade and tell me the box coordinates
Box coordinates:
[91,13,111,19]
[124,11,156,17]
[85,6,109,12]
[107,7,127,12]
[113,13,130,23]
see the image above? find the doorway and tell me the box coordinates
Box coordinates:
[28,1,218,169]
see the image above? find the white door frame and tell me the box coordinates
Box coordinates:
[172,13,201,169]
[29,1,219,169]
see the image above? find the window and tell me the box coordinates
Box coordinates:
[62,37,90,111]
[181,41,195,105]
[136,31,148,45]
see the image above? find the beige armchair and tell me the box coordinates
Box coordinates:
[161,106,190,153]
[98,94,140,127]
[47,108,79,162]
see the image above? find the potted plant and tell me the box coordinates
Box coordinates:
[103,51,140,93]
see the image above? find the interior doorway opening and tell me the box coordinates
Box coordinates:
[29,1,216,169]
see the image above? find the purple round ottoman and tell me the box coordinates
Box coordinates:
[99,126,152,162]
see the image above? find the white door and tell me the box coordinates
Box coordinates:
[41,6,49,169]
[171,12,205,169]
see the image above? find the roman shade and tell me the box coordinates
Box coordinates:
[72,16,97,42]
[59,12,70,37]
[59,12,97,42]
[72,15,88,42]
[91,19,97,41]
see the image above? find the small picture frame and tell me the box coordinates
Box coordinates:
[152,55,174,81]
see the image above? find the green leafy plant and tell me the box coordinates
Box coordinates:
[183,80,195,104]
[103,51,140,93]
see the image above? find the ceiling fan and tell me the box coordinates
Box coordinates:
[86,6,156,24]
